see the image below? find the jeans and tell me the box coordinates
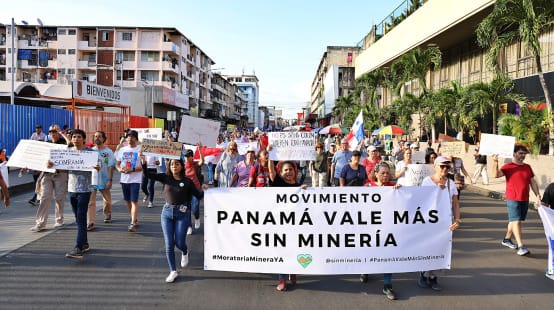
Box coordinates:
[188,196,200,227]
[141,169,157,202]
[207,163,214,183]
[69,192,91,250]
[161,204,190,271]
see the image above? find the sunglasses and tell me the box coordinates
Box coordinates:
[49,130,58,133]
[230,148,237,151]
[439,165,450,169]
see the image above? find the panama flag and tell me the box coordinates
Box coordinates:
[345,111,364,150]
[538,206,554,279]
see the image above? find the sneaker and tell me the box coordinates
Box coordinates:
[382,285,397,300]
[516,246,530,256]
[546,273,554,281]
[502,238,517,249]
[53,223,64,228]
[28,199,37,206]
[181,252,189,268]
[187,226,192,235]
[30,225,44,232]
[82,243,90,253]
[165,271,178,283]
[142,195,148,203]
[104,215,112,223]
[360,274,368,283]
[289,274,297,286]
[208,181,213,185]
[429,277,442,291]
[417,272,430,288]
[194,218,201,229]
[133,220,140,227]
[147,202,153,208]
[65,247,83,259]
[276,279,287,291]
[128,224,137,232]
[86,223,96,231]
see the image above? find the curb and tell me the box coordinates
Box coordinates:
[465,184,505,201]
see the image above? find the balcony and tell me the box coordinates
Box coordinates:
[78,40,97,50]
[161,41,178,54]
[138,61,160,70]
[77,60,97,69]
[162,61,179,74]
[17,60,37,69]
[162,80,176,89]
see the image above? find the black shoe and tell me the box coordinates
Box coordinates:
[418,272,430,288]
[128,224,137,232]
[429,277,442,291]
[65,247,83,259]
[82,243,90,253]
[382,285,397,300]
[28,199,37,206]
[360,274,368,283]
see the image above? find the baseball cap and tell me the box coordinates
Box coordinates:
[410,143,418,149]
[434,156,452,166]
[367,145,377,152]
[246,145,257,153]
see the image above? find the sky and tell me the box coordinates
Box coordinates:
[1,0,399,120]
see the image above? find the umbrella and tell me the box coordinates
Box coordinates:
[372,127,383,136]
[319,124,349,135]
[376,125,405,136]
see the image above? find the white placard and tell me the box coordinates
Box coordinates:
[131,128,163,142]
[478,133,516,158]
[178,115,220,147]
[411,151,426,164]
[50,149,99,171]
[205,186,452,274]
[404,164,435,186]
[267,132,316,161]
[236,142,259,155]
[6,140,68,172]
[439,141,466,156]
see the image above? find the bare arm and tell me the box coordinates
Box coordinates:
[449,195,461,231]
[491,155,504,178]
[0,174,9,208]
[530,177,541,200]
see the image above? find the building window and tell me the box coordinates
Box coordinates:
[58,29,66,35]
[68,49,76,55]
[101,31,109,41]
[57,68,66,74]
[68,29,76,35]
[122,32,133,41]
[117,70,135,80]
[140,71,159,82]
[116,51,135,62]
[67,68,75,74]
[58,49,66,54]
[141,51,159,62]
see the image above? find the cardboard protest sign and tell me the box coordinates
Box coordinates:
[178,115,220,147]
[478,133,516,158]
[439,141,466,157]
[50,149,98,171]
[7,140,68,172]
[142,138,183,159]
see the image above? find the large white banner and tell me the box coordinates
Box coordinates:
[538,206,554,278]
[178,115,220,147]
[268,131,316,161]
[479,133,515,158]
[6,140,68,172]
[205,186,453,274]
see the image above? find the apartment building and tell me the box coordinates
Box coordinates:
[0,23,220,125]
[310,46,360,127]
[210,72,247,128]
[224,74,260,128]
[355,0,554,129]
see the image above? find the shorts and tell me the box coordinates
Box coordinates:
[506,200,529,222]
[121,183,140,202]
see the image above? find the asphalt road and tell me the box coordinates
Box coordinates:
[0,180,553,309]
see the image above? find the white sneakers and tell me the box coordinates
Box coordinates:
[54,223,64,228]
[194,219,201,229]
[165,271,178,283]
[187,226,193,235]
[147,202,153,208]
[181,252,189,268]
[29,225,44,232]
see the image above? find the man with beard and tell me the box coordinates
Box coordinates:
[87,131,116,229]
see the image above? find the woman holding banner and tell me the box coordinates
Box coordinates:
[419,156,462,291]
[215,141,241,188]
[358,162,401,300]
[395,148,413,185]
[141,155,208,283]
[266,148,307,291]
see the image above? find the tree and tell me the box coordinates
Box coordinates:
[476,0,554,153]
[498,101,549,154]
[390,46,441,95]
[332,93,356,124]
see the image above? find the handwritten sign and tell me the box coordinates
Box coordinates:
[479,133,516,158]
[439,141,466,156]
[142,138,183,159]
[50,149,98,171]
[6,140,68,172]
[236,142,259,155]
[268,132,316,161]
[131,128,162,141]
[178,115,220,147]
[411,151,426,164]
[404,164,435,186]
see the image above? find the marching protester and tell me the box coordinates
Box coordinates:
[183,145,205,234]
[231,145,256,187]
[141,154,208,283]
[141,154,160,208]
[27,124,47,205]
[214,141,241,188]
[492,145,540,256]
[30,125,68,232]
[339,150,367,187]
[472,141,489,185]
[361,145,381,183]
[309,141,329,188]
[115,130,143,233]
[360,162,401,300]
[87,131,116,230]
[248,149,270,187]
[57,129,98,259]
[419,156,462,290]
[330,138,352,186]
[394,148,413,186]
[326,142,337,186]
[448,155,470,199]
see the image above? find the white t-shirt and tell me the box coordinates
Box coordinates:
[117,144,142,184]
[421,176,458,198]
[395,161,409,185]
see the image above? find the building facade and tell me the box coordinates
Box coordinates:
[225,74,260,129]
[210,72,247,129]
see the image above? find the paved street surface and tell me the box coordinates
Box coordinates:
[0,169,553,309]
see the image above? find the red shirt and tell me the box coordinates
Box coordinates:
[249,163,270,187]
[501,162,534,201]
[368,180,395,187]
[185,161,201,190]
[362,157,381,180]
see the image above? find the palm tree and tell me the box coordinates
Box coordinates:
[465,74,526,134]
[390,46,442,96]
[332,93,356,124]
[476,0,554,153]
